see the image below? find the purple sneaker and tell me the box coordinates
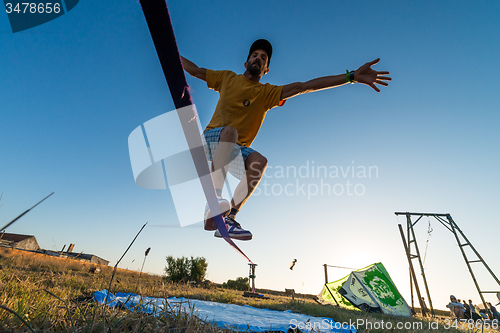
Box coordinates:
[214,216,252,241]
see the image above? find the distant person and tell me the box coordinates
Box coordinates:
[468,299,476,314]
[421,297,429,317]
[467,300,482,321]
[182,40,391,240]
[488,302,500,320]
[446,295,465,319]
[462,300,471,319]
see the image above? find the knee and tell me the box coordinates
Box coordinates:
[257,155,268,169]
[219,126,238,143]
[247,153,267,172]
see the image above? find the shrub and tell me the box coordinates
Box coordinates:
[222,277,249,291]
[189,256,208,282]
[164,256,207,283]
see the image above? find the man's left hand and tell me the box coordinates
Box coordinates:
[354,58,391,92]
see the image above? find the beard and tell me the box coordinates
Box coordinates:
[247,61,262,76]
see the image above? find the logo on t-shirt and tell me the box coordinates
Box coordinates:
[243,100,251,107]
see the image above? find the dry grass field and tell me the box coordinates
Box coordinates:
[0,247,498,332]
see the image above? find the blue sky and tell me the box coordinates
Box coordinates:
[1,0,499,311]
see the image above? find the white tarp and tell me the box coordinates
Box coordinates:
[94,290,356,332]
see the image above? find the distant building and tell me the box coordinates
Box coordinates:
[64,252,109,266]
[0,233,40,251]
[0,233,109,266]
[37,250,109,266]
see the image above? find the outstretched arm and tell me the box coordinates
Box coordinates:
[281,58,391,100]
[181,56,207,82]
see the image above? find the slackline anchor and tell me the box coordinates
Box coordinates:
[243,263,268,299]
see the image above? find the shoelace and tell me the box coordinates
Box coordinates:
[226,216,242,228]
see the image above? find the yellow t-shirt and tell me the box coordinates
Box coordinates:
[205,69,284,147]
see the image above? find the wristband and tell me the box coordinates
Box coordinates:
[346,70,355,84]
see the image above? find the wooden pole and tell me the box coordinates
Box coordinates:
[398,224,427,317]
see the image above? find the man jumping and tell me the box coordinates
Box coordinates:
[181,39,391,241]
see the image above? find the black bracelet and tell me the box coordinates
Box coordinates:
[349,70,355,84]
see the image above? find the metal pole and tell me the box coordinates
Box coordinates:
[410,267,414,309]
[406,214,435,316]
[249,263,257,293]
[447,215,496,318]
[395,212,449,217]
[407,220,414,310]
[399,224,427,317]
[447,215,500,286]
[324,264,328,285]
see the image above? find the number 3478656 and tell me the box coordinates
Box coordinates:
[5,3,61,14]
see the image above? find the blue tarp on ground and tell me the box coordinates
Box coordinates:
[94,290,356,332]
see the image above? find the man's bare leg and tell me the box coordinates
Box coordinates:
[213,152,266,241]
[204,126,237,230]
[211,127,238,189]
[231,152,268,212]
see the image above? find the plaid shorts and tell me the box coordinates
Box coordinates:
[203,127,257,180]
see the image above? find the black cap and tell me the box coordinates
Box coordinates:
[247,39,272,66]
